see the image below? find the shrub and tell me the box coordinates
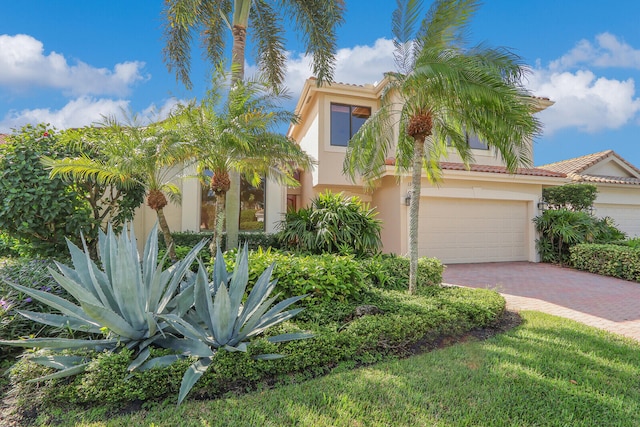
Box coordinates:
[0,125,144,258]
[570,243,640,282]
[161,231,280,252]
[534,209,626,264]
[278,191,382,256]
[362,254,443,291]
[225,248,366,303]
[8,286,505,406]
[542,183,598,212]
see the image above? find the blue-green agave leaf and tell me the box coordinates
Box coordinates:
[80,301,143,339]
[228,245,249,313]
[128,347,151,372]
[155,336,214,358]
[26,363,90,382]
[5,282,96,325]
[178,358,212,405]
[48,269,103,307]
[15,310,102,334]
[193,264,215,333]
[223,342,247,353]
[29,355,87,370]
[211,245,229,295]
[266,332,314,343]
[138,355,183,371]
[252,354,285,360]
[161,314,209,343]
[0,337,119,349]
[211,282,233,345]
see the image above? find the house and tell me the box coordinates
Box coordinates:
[540,151,640,238]
[282,77,640,264]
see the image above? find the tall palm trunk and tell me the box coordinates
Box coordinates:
[210,191,226,256]
[225,22,248,251]
[155,208,177,262]
[408,138,425,294]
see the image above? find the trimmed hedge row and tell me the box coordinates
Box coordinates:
[570,243,640,282]
[8,286,505,406]
[160,231,280,252]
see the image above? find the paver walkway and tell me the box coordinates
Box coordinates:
[443,262,640,342]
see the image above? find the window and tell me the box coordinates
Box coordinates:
[330,103,371,147]
[200,172,265,232]
[467,133,488,150]
[447,132,489,150]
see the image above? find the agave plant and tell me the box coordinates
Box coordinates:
[0,223,206,380]
[156,244,311,404]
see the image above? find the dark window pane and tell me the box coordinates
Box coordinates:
[330,104,351,147]
[468,134,488,150]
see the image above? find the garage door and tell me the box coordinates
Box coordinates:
[419,197,529,264]
[594,203,640,238]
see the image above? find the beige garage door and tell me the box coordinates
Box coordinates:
[594,204,640,238]
[419,197,528,264]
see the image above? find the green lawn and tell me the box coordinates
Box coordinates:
[34,311,640,426]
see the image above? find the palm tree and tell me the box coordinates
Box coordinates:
[162,0,344,249]
[343,0,542,294]
[170,72,314,254]
[44,117,192,262]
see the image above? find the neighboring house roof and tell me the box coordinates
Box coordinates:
[384,158,566,178]
[540,150,640,186]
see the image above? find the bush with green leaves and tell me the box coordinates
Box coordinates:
[0,124,144,258]
[8,286,505,407]
[362,254,444,291]
[534,209,626,264]
[570,243,640,282]
[278,191,382,256]
[224,248,366,303]
[542,183,598,212]
[0,223,206,380]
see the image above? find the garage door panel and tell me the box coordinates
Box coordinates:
[419,198,528,264]
[595,204,640,238]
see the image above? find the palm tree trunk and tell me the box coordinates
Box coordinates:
[408,138,425,295]
[210,191,226,256]
[156,207,177,262]
[224,23,248,252]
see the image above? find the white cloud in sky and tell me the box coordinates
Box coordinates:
[0,97,184,133]
[0,34,147,97]
[527,33,640,135]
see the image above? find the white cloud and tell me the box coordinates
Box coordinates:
[0,97,185,133]
[529,33,640,135]
[550,33,640,71]
[283,38,396,96]
[0,34,148,97]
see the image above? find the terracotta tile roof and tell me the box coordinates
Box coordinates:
[384,158,566,178]
[540,150,640,186]
[0,134,7,144]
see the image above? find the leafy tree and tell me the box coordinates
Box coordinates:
[43,118,192,262]
[0,124,142,257]
[542,183,598,212]
[278,191,382,256]
[343,0,541,293]
[162,0,345,249]
[170,71,313,254]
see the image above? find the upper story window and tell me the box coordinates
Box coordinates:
[467,133,488,150]
[447,133,489,150]
[330,103,371,147]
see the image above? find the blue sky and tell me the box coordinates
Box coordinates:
[2,1,640,167]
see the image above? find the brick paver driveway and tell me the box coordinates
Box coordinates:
[443,262,640,341]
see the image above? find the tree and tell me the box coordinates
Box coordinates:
[170,72,314,254]
[162,0,344,249]
[343,0,541,294]
[44,118,192,262]
[0,124,143,258]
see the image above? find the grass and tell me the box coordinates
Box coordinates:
[30,311,640,426]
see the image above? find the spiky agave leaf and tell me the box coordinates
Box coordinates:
[160,243,311,405]
[1,221,209,380]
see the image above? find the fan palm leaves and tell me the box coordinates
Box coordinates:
[343,0,541,293]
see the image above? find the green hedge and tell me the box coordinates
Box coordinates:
[225,249,366,303]
[8,286,505,407]
[160,231,280,252]
[570,243,640,282]
[361,254,444,291]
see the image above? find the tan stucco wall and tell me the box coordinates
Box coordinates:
[587,160,635,177]
[371,176,405,255]
[594,185,640,237]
